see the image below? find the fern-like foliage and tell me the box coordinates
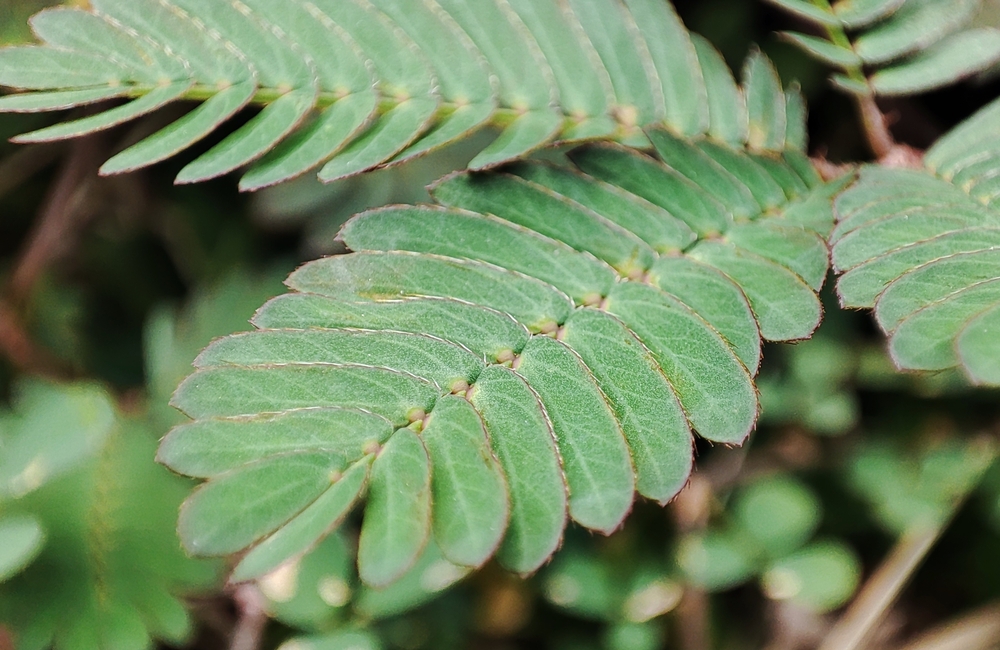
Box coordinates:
[832,96,1000,385]
[157,51,846,586]
[769,0,1000,96]
[0,382,217,650]
[0,0,800,191]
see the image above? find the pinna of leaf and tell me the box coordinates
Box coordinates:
[160,107,844,589]
[4,0,801,189]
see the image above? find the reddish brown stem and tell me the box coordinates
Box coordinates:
[9,136,99,304]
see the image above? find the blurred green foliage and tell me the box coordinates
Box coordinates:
[1,1,1000,649]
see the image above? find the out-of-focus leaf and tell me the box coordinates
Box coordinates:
[762,541,861,612]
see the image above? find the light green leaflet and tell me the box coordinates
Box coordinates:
[0,516,45,583]
[252,295,530,362]
[159,45,835,589]
[232,458,371,582]
[561,310,693,503]
[195,329,485,392]
[506,162,697,253]
[178,453,347,556]
[743,51,786,153]
[692,35,749,147]
[604,282,758,445]
[286,251,574,332]
[431,173,656,277]
[831,97,1000,385]
[648,256,761,374]
[158,409,393,478]
[1,0,806,186]
[341,206,616,303]
[172,364,439,426]
[358,430,432,587]
[623,0,707,137]
[869,30,1000,96]
[469,366,566,573]
[773,0,1000,98]
[421,396,509,568]
[515,336,635,533]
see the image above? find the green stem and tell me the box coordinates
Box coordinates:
[808,0,896,157]
[121,84,573,134]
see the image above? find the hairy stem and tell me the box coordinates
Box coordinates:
[808,0,896,158]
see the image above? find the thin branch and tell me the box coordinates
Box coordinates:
[0,142,64,202]
[0,133,103,378]
[856,94,897,160]
[893,600,1000,650]
[818,524,943,650]
[0,302,69,380]
[8,136,99,304]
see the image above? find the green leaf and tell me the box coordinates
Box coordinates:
[571,144,730,236]
[286,251,574,332]
[743,50,786,152]
[957,304,1000,385]
[469,366,567,573]
[0,393,217,649]
[358,429,432,587]
[172,364,438,425]
[677,530,757,591]
[0,45,132,90]
[516,336,635,533]
[195,329,485,392]
[762,541,861,612]
[781,32,862,68]
[772,0,999,99]
[833,0,907,28]
[691,35,749,147]
[853,0,979,65]
[0,382,116,499]
[13,81,193,143]
[733,476,821,557]
[1,0,783,186]
[432,172,656,277]
[0,515,45,582]
[605,282,758,444]
[567,0,662,130]
[162,94,836,585]
[178,453,346,556]
[0,86,128,113]
[253,295,530,363]
[508,161,697,254]
[647,127,760,220]
[763,0,840,26]
[102,82,257,176]
[158,409,392,478]
[688,241,822,341]
[870,29,1000,96]
[647,255,761,374]
[341,206,616,303]
[622,0,707,137]
[422,396,509,568]
[561,310,693,503]
[238,93,379,190]
[232,458,370,582]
